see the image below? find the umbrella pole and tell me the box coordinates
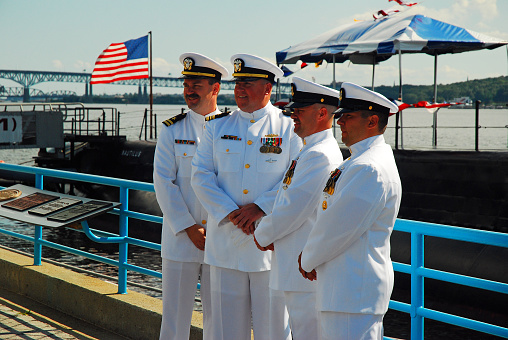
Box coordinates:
[332,54,336,89]
[432,54,438,148]
[372,61,375,91]
[333,54,337,139]
[398,48,403,149]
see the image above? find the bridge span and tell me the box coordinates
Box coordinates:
[0,69,290,101]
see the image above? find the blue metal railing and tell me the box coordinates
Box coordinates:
[0,163,162,295]
[0,163,507,339]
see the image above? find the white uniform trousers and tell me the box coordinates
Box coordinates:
[318,312,383,340]
[209,266,291,340]
[159,259,211,340]
[284,291,319,339]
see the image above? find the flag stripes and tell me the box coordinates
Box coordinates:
[91,36,148,84]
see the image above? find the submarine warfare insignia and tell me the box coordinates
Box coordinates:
[221,135,241,141]
[205,110,229,122]
[0,188,22,201]
[175,139,195,145]
[282,159,298,190]
[260,134,282,154]
[162,112,187,127]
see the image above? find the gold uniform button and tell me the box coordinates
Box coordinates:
[322,201,328,210]
[243,189,249,194]
[250,119,255,123]
[247,140,253,145]
[245,164,250,168]
[202,220,207,224]
[183,153,187,156]
[226,149,229,152]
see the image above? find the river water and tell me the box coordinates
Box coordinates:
[0,103,506,339]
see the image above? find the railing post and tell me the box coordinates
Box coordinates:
[34,174,44,266]
[411,232,425,339]
[475,100,481,152]
[117,186,129,294]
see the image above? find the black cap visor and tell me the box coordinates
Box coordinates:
[284,101,314,109]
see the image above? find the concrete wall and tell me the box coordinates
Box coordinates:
[0,247,204,340]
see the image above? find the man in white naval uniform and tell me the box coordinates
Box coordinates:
[299,82,402,340]
[191,54,300,340]
[253,77,343,339]
[154,52,228,340]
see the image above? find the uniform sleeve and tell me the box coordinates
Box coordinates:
[191,122,239,223]
[253,132,303,215]
[153,126,196,235]
[254,151,330,247]
[300,163,386,272]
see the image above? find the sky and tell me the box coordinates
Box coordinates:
[0,0,507,96]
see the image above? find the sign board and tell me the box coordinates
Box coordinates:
[0,111,64,149]
[0,114,22,143]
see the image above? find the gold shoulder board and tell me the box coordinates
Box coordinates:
[162,112,187,127]
[205,109,230,122]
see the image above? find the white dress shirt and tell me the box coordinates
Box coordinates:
[301,135,402,314]
[154,109,220,262]
[254,129,342,292]
[191,102,302,272]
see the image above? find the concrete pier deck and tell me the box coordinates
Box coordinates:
[0,287,127,339]
[0,247,204,340]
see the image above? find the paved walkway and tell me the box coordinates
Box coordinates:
[0,288,127,340]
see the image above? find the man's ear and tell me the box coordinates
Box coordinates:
[367,114,379,129]
[212,82,220,95]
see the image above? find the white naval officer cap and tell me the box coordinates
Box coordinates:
[179,52,229,81]
[230,53,284,83]
[286,77,342,109]
[334,82,399,117]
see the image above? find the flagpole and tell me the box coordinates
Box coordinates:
[149,31,153,139]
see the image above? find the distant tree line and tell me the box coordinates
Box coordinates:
[59,76,508,106]
[361,76,508,105]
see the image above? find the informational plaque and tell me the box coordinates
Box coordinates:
[47,200,113,222]
[2,192,59,211]
[28,198,82,216]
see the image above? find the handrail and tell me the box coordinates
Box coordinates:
[0,162,161,296]
[0,163,506,338]
[392,218,508,339]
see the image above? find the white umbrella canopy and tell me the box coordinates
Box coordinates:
[276,14,507,65]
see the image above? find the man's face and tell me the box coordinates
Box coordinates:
[183,78,216,113]
[234,79,270,113]
[336,111,371,147]
[290,105,320,139]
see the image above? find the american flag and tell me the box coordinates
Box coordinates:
[90,35,149,84]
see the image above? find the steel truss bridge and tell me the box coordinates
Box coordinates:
[0,69,291,101]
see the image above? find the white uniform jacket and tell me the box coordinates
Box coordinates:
[191,102,302,272]
[301,135,402,314]
[254,129,342,292]
[154,109,222,263]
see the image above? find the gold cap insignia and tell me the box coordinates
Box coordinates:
[234,58,243,72]
[369,106,373,110]
[291,83,295,97]
[320,98,324,102]
[339,88,344,101]
[183,57,194,71]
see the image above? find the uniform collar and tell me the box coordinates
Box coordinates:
[238,102,274,120]
[349,134,385,157]
[189,108,220,123]
[302,128,334,150]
